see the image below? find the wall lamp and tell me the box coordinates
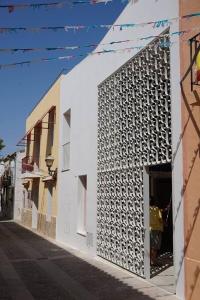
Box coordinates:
[45,155,57,180]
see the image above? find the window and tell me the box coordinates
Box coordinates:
[63,142,70,171]
[33,123,41,168]
[26,133,31,157]
[77,175,87,236]
[46,108,55,156]
[22,133,34,173]
[62,109,71,170]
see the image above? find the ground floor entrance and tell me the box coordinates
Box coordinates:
[149,163,173,277]
[148,163,175,293]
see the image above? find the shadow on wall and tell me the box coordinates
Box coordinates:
[171,87,200,287]
[172,91,200,227]
[175,92,200,287]
[173,43,200,236]
[175,42,200,296]
[189,266,200,300]
[31,179,39,209]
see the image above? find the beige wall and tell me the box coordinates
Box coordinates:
[180,1,200,299]
[26,77,61,220]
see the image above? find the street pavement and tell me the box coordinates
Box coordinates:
[0,222,178,300]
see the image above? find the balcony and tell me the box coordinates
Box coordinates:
[21,156,42,180]
[22,156,34,173]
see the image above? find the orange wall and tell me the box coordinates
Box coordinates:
[180,1,200,300]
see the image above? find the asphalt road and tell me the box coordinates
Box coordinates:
[0,222,164,300]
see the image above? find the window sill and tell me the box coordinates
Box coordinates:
[61,168,70,172]
[77,231,86,237]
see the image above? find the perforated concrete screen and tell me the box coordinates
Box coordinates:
[97,32,171,277]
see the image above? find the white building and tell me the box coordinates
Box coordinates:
[13,150,25,221]
[0,161,4,177]
[57,1,184,298]
[0,161,5,214]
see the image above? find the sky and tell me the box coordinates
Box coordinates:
[0,0,127,156]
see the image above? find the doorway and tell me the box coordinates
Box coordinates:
[149,163,173,278]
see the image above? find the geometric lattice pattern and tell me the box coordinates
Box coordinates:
[97,32,171,277]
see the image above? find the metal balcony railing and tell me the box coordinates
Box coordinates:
[22,156,34,173]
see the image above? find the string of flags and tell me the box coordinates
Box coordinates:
[0,27,199,54]
[0,0,151,13]
[0,12,199,33]
[0,40,183,70]
[0,39,129,53]
[0,0,113,13]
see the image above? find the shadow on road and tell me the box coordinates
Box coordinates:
[0,222,155,300]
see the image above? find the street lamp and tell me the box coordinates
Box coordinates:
[45,155,57,179]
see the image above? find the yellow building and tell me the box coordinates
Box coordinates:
[18,75,61,239]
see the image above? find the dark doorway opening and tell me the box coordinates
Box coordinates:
[149,163,173,277]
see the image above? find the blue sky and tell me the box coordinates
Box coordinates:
[0,0,126,156]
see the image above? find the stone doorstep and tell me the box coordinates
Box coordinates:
[15,221,180,300]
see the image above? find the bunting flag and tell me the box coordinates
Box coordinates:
[0,0,113,13]
[3,0,200,14]
[0,40,177,70]
[0,28,198,54]
[0,12,200,33]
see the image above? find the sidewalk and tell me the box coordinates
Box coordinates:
[53,236,179,300]
[0,221,179,300]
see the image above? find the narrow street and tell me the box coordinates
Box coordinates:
[0,222,177,300]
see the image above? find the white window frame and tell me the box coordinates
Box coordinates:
[77,175,87,236]
[62,109,71,171]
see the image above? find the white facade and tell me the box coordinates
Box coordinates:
[57,1,184,298]
[0,161,5,176]
[0,161,5,213]
[13,151,25,221]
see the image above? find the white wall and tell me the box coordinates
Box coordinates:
[0,162,5,213]
[0,162,5,176]
[171,27,185,300]
[57,0,184,298]
[14,151,25,221]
